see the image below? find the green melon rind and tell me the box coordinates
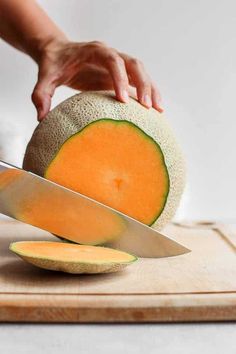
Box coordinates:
[9,241,138,274]
[45,118,170,226]
[23,91,186,231]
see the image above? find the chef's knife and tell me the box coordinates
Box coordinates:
[0,160,190,258]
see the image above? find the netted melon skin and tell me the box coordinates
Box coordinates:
[23,91,186,230]
[18,255,132,274]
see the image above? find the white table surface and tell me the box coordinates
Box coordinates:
[0,323,236,353]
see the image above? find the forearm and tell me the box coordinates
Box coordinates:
[0,0,67,62]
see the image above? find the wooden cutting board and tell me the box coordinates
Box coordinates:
[0,219,235,322]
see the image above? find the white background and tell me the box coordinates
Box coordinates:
[0,0,235,220]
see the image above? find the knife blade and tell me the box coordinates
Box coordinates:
[0,160,190,258]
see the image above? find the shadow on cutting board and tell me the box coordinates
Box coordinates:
[0,256,132,295]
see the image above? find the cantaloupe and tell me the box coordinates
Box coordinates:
[23,91,185,236]
[10,241,137,274]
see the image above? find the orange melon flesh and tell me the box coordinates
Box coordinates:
[14,182,127,245]
[10,241,136,263]
[0,162,126,246]
[45,119,169,225]
[0,169,23,190]
[10,241,137,274]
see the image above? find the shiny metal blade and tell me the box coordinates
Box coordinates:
[0,160,190,258]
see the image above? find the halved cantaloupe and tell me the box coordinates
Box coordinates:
[23,91,186,235]
[10,241,137,274]
[45,119,169,226]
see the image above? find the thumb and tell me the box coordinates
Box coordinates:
[32,74,57,121]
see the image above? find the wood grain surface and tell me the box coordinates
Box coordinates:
[0,219,235,322]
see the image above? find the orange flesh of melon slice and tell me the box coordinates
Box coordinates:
[45,119,169,225]
[0,168,125,245]
[10,241,136,264]
[14,180,126,245]
[0,169,23,190]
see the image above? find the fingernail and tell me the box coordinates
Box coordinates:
[157,106,164,113]
[121,90,129,103]
[143,94,152,108]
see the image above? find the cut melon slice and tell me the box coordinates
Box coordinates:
[45,119,169,226]
[0,169,22,190]
[0,165,126,246]
[10,241,137,274]
[17,184,127,245]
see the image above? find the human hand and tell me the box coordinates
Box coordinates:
[32,40,163,121]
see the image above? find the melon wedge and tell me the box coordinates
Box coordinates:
[45,119,169,226]
[10,241,137,274]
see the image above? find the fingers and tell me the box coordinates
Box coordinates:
[151,83,163,113]
[32,73,57,121]
[31,40,163,120]
[104,53,129,103]
[80,42,129,103]
[103,51,163,111]
[125,57,152,108]
[119,53,163,112]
